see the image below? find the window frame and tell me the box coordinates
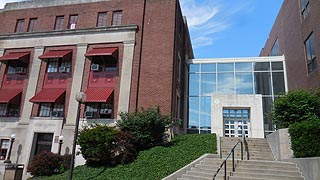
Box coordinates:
[47,57,71,73]
[54,16,64,30]
[301,0,310,18]
[112,11,123,26]
[85,103,113,119]
[68,14,78,29]
[27,18,37,32]
[39,103,65,117]
[305,33,317,73]
[97,12,108,27]
[0,139,10,160]
[15,19,25,33]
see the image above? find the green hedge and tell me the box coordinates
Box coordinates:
[289,118,320,158]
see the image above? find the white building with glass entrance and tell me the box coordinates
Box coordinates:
[187,56,287,138]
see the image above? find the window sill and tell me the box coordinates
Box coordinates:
[30,116,64,120]
[84,118,115,125]
[0,117,20,122]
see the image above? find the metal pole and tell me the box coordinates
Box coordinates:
[224,160,227,180]
[68,102,81,180]
[241,141,243,160]
[232,149,235,172]
[58,140,63,155]
[4,137,15,164]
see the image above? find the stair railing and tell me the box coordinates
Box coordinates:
[212,140,243,180]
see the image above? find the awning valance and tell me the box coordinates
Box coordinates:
[85,48,118,59]
[85,88,113,102]
[0,52,30,62]
[29,88,65,103]
[0,89,22,103]
[38,50,72,60]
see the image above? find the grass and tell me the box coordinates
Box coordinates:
[31,134,217,180]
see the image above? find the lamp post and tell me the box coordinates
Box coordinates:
[58,135,64,155]
[4,134,16,164]
[69,92,86,180]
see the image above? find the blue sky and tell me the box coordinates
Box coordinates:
[1,0,283,59]
[180,0,283,58]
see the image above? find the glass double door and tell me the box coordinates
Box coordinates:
[223,109,249,137]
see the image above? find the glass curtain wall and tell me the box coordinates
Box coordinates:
[188,60,286,135]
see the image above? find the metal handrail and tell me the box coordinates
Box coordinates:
[212,140,243,180]
[242,132,250,160]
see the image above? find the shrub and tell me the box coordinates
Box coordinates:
[289,118,320,158]
[77,125,137,166]
[28,152,70,176]
[117,106,173,150]
[271,89,320,129]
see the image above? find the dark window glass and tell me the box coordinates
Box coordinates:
[112,11,122,25]
[97,12,108,27]
[15,19,25,33]
[34,133,53,156]
[272,72,285,95]
[54,16,64,30]
[47,58,71,73]
[254,72,272,95]
[200,97,211,130]
[305,33,317,73]
[27,18,37,32]
[39,103,64,117]
[85,103,113,119]
[254,62,270,71]
[271,62,284,71]
[68,15,78,29]
[271,38,279,56]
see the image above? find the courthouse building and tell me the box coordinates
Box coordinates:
[0,0,193,170]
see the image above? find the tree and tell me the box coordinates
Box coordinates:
[117,106,173,150]
[271,89,320,129]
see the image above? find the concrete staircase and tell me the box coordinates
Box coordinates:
[174,137,304,180]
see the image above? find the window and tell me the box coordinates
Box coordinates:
[97,12,108,27]
[0,103,20,117]
[54,16,64,30]
[0,139,10,160]
[27,18,37,32]
[271,38,279,56]
[68,15,78,29]
[47,58,71,73]
[112,11,122,26]
[34,133,53,156]
[301,0,310,18]
[39,103,64,117]
[7,65,16,74]
[305,33,317,73]
[85,103,113,119]
[177,53,181,81]
[15,19,25,33]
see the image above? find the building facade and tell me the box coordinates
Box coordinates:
[260,0,320,90]
[0,0,193,172]
[187,56,287,138]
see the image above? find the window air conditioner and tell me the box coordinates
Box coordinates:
[15,67,26,74]
[85,111,96,118]
[100,109,112,114]
[59,66,68,73]
[51,111,63,117]
[70,23,76,29]
[91,64,100,71]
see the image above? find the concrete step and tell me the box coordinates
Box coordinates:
[236,164,300,172]
[240,160,297,167]
[181,174,213,180]
[231,172,303,180]
[191,167,234,174]
[235,167,301,176]
[229,176,303,180]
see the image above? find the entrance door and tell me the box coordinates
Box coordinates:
[223,109,249,137]
[29,133,53,162]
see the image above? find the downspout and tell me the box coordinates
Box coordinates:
[135,0,147,113]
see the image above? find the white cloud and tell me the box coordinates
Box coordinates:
[180,0,253,49]
[0,0,29,9]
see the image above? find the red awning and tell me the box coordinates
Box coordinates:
[85,48,118,59]
[85,88,113,102]
[0,52,30,61]
[29,88,65,103]
[38,50,72,60]
[0,89,22,103]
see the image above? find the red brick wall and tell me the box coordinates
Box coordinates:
[260,0,320,90]
[0,0,193,119]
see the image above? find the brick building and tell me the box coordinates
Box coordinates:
[260,0,320,90]
[0,0,193,172]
